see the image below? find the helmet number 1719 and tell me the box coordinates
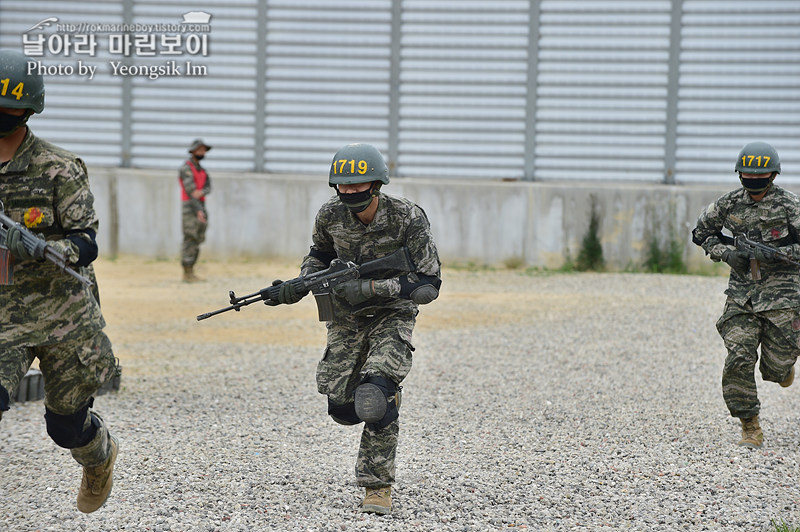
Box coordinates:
[333,159,368,175]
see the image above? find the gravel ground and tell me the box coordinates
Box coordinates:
[2,258,800,531]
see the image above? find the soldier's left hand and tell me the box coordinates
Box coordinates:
[267,278,308,305]
[6,224,43,261]
[754,246,777,262]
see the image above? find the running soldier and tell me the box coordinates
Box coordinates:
[273,143,441,514]
[0,49,119,512]
[179,139,211,282]
[692,141,800,448]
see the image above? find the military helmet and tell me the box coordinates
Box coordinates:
[328,143,389,186]
[0,50,44,113]
[735,141,780,174]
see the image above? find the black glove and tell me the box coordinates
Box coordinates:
[753,246,778,263]
[265,278,308,306]
[721,249,749,273]
[334,279,375,305]
[5,224,44,261]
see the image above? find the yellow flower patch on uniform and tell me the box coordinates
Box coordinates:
[24,207,44,228]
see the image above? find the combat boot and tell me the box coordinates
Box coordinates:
[738,416,763,449]
[361,486,392,515]
[76,434,118,513]
[780,366,795,388]
[182,265,202,283]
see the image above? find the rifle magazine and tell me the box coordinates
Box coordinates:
[313,292,335,322]
[0,248,13,285]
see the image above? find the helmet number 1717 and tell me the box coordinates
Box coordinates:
[742,155,771,168]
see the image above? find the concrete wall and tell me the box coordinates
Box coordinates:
[87,166,745,271]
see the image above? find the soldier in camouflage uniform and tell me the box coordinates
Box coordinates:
[0,50,119,512]
[693,141,799,449]
[273,143,441,514]
[179,139,211,282]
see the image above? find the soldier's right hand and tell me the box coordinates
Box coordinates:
[335,279,376,305]
[721,249,749,274]
[6,224,43,261]
[753,246,777,263]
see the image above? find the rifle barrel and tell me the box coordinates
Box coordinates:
[197,309,223,321]
[197,294,264,321]
[197,305,238,321]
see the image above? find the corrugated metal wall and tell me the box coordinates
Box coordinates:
[1,0,798,183]
[676,0,800,183]
[0,0,125,166]
[397,0,530,179]
[536,1,672,182]
[263,0,393,173]
[128,1,259,170]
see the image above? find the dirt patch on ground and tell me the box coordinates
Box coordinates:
[92,257,668,378]
[95,258,592,345]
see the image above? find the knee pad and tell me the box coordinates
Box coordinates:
[45,404,98,449]
[354,375,400,430]
[327,399,360,425]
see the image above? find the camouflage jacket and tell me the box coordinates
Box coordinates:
[0,130,105,346]
[179,159,211,213]
[301,192,441,326]
[693,184,800,311]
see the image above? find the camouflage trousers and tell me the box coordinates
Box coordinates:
[0,330,117,466]
[317,310,415,487]
[717,298,800,419]
[181,202,207,268]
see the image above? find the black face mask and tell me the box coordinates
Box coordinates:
[0,111,30,138]
[193,154,205,161]
[337,188,373,213]
[739,174,773,194]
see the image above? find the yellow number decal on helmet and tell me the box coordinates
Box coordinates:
[11,82,23,100]
[0,79,25,100]
[333,159,369,175]
[741,155,772,168]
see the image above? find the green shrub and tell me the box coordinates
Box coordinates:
[642,200,687,274]
[576,195,605,272]
[503,255,526,270]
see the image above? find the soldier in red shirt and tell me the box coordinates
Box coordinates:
[179,139,211,282]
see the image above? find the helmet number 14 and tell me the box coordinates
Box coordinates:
[0,79,24,101]
[333,159,369,175]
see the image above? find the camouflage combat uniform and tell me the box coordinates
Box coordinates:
[179,158,210,268]
[301,191,441,487]
[0,130,117,468]
[693,184,800,418]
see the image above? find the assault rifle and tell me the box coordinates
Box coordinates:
[734,234,800,281]
[0,201,93,288]
[718,232,800,281]
[197,247,414,322]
